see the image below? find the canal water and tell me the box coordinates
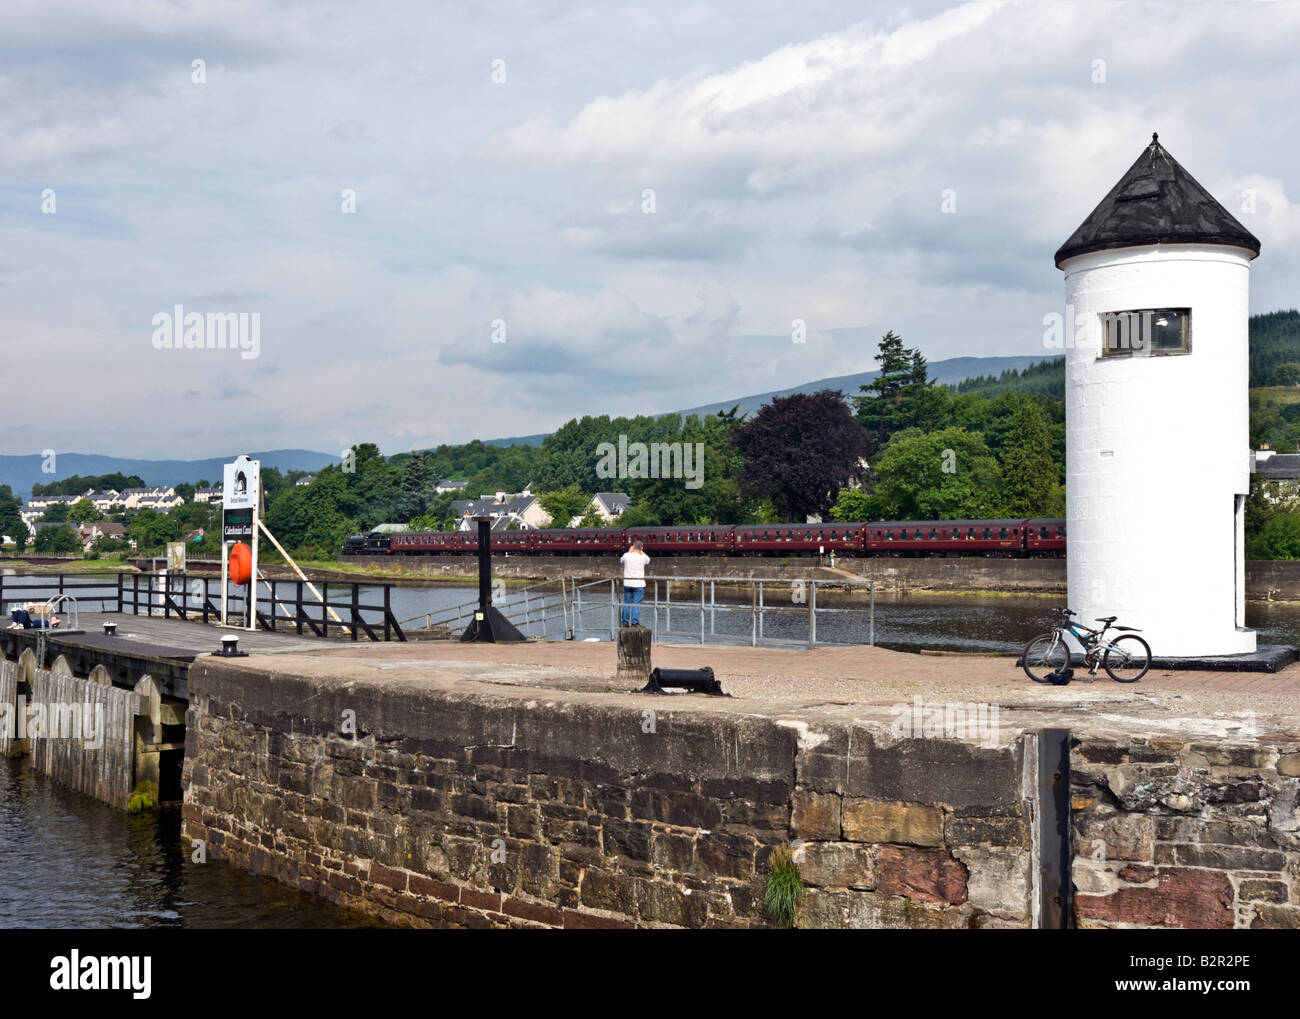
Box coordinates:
[0,759,380,928]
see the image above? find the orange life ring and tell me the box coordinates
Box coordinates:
[228,542,253,585]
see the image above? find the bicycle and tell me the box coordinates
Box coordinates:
[1022,607,1152,683]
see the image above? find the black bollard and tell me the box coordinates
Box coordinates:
[640,666,726,696]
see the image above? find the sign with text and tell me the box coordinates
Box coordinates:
[222,507,254,542]
[222,456,260,512]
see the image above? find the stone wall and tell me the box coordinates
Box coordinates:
[1071,735,1300,928]
[182,660,1037,928]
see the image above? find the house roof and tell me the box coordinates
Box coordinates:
[594,492,631,513]
[1255,453,1300,480]
[1055,134,1261,268]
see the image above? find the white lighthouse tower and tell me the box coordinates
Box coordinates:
[1055,134,1261,658]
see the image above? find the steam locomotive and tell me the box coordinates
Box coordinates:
[342,518,1065,558]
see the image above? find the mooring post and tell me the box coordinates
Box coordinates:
[616,625,652,686]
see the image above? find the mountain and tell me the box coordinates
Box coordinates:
[0,449,338,501]
[666,355,1058,421]
[483,354,1060,446]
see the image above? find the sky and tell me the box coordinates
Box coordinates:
[2,0,1299,460]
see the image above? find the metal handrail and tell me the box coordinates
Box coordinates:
[397,577,570,629]
[38,594,80,630]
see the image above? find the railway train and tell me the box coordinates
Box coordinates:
[341,518,1066,558]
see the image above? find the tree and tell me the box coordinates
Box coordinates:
[68,498,102,523]
[1247,512,1300,560]
[538,486,589,527]
[126,509,180,552]
[867,428,1001,520]
[577,507,606,528]
[855,332,950,454]
[829,488,873,522]
[733,390,870,521]
[997,399,1060,516]
[396,453,438,521]
[39,503,69,523]
[1275,363,1300,387]
[0,486,27,552]
[34,524,81,554]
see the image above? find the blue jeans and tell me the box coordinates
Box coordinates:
[622,585,644,625]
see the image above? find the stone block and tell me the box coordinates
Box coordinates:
[843,800,943,847]
[952,847,1029,918]
[796,842,875,889]
[791,790,841,840]
[1075,868,1233,928]
[875,846,968,904]
[1073,812,1154,862]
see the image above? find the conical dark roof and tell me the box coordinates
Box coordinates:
[1055,134,1260,267]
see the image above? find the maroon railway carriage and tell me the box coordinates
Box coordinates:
[864,519,1026,556]
[389,530,477,554]
[530,527,627,555]
[732,522,863,556]
[626,526,734,555]
[1025,518,1066,556]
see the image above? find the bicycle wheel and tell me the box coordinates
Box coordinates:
[1104,634,1151,683]
[1022,633,1068,682]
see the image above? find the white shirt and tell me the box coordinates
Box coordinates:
[620,550,650,587]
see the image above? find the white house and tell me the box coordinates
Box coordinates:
[118,486,183,510]
[568,492,631,526]
[452,491,551,531]
[1056,133,1259,657]
[191,486,223,504]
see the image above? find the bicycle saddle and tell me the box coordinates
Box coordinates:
[1096,616,1117,624]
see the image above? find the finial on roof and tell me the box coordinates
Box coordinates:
[1054,134,1260,266]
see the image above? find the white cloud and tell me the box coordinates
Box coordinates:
[0,0,1298,458]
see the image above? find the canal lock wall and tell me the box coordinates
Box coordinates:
[179,657,1300,928]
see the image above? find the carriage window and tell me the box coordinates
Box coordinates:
[1100,308,1190,358]
[999,528,1009,539]
[1057,526,1065,538]
[982,528,991,539]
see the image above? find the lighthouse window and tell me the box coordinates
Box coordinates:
[1100,308,1190,357]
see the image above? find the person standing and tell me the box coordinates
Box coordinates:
[620,539,650,626]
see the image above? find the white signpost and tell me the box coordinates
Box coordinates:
[221,455,261,630]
